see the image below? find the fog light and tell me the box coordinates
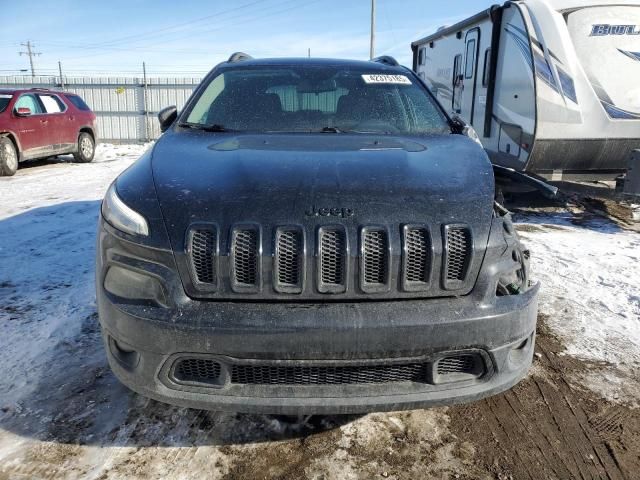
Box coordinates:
[108,336,140,370]
[104,265,167,307]
[508,336,532,366]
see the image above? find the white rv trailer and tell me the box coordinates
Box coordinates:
[411,0,640,180]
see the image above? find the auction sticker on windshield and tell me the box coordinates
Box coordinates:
[361,74,412,85]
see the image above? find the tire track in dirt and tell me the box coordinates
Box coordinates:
[448,315,640,480]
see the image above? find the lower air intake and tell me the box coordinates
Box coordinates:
[173,358,222,384]
[437,355,477,375]
[434,354,484,383]
[230,362,429,385]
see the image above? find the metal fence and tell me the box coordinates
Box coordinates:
[0,75,203,143]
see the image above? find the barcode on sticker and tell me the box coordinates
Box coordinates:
[361,74,412,85]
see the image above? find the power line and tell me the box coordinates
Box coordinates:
[81,0,269,48]
[19,41,41,77]
[56,0,318,61]
[36,0,270,52]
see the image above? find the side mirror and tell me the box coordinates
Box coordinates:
[158,105,177,132]
[15,107,32,117]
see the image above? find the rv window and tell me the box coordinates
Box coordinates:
[465,39,476,79]
[418,48,425,66]
[482,48,491,86]
[452,54,462,86]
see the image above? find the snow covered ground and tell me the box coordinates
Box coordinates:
[515,212,640,404]
[0,144,638,478]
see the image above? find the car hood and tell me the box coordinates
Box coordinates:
[151,131,494,250]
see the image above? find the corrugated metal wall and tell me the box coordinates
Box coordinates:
[0,75,201,142]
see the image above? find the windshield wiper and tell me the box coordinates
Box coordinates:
[319,126,392,135]
[319,126,343,133]
[179,122,231,132]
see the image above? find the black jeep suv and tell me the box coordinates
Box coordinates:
[96,54,538,414]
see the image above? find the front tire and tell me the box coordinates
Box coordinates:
[73,132,95,163]
[0,137,18,176]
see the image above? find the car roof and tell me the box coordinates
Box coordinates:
[218,56,407,71]
[0,87,66,95]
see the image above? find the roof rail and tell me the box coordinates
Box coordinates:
[228,52,253,63]
[28,87,52,91]
[371,55,399,66]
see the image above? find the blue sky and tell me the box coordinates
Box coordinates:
[1,0,494,77]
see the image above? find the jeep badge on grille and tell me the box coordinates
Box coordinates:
[305,205,354,218]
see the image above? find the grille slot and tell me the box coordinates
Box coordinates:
[188,227,217,288]
[231,227,260,292]
[361,228,389,292]
[444,225,472,286]
[230,363,429,385]
[274,228,304,293]
[402,226,432,290]
[434,354,484,383]
[318,227,347,293]
[173,358,222,385]
[437,355,477,375]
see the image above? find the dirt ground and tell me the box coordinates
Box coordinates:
[0,151,639,479]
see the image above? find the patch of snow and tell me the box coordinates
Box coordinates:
[0,144,148,406]
[515,212,640,402]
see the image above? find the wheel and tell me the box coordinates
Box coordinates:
[0,137,19,176]
[73,132,95,163]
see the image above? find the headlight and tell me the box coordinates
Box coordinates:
[101,182,149,236]
[463,125,483,146]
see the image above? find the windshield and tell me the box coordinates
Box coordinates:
[184,65,451,135]
[0,94,12,113]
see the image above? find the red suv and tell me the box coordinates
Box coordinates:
[0,88,98,176]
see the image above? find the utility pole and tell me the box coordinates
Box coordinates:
[308,48,311,58]
[369,0,376,59]
[58,61,65,89]
[142,61,150,142]
[19,41,41,77]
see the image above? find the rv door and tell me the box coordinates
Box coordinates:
[452,54,463,114]
[461,28,481,124]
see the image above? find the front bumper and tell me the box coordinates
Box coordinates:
[97,217,539,414]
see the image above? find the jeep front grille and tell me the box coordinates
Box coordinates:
[361,228,389,292]
[318,227,347,293]
[444,225,472,288]
[402,226,432,291]
[274,227,304,293]
[188,227,217,288]
[185,223,474,297]
[231,227,260,291]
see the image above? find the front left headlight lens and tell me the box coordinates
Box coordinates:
[463,125,483,146]
[101,182,149,236]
